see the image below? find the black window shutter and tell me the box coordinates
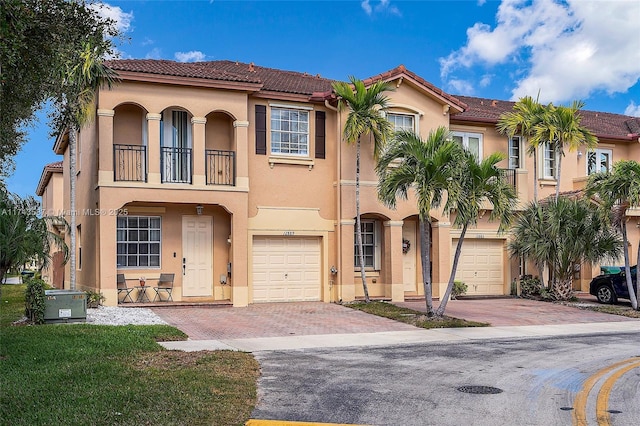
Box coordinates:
[255,105,266,155]
[315,111,326,159]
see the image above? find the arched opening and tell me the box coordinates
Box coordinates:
[205,111,235,186]
[160,107,193,183]
[113,103,148,182]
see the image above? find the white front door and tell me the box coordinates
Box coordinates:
[182,215,213,297]
[403,221,417,292]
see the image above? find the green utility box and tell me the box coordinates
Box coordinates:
[44,290,87,323]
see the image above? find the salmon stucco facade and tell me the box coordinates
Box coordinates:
[37,60,640,306]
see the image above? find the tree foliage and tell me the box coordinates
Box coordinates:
[509,197,622,300]
[0,0,118,174]
[333,77,394,302]
[0,188,68,298]
[586,160,640,309]
[377,127,464,315]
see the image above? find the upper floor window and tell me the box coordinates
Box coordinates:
[587,148,612,175]
[508,136,522,169]
[354,220,381,270]
[161,109,191,148]
[542,141,556,179]
[452,132,482,159]
[271,107,309,156]
[387,113,415,132]
[117,216,161,268]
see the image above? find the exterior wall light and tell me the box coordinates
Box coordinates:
[196,205,203,215]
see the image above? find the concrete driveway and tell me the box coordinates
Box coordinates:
[151,296,636,342]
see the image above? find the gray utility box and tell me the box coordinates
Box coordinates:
[44,290,87,323]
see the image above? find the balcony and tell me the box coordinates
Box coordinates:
[206,150,236,186]
[161,147,192,184]
[114,144,147,182]
[501,168,516,190]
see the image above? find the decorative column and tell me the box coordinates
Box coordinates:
[97,109,114,184]
[97,211,118,306]
[192,116,207,186]
[146,113,162,184]
[432,221,451,301]
[233,120,249,189]
[384,220,404,302]
[340,219,356,302]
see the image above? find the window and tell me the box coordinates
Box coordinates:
[587,148,612,175]
[271,107,309,156]
[508,136,522,169]
[452,132,482,159]
[387,113,415,132]
[161,109,192,183]
[542,142,556,179]
[354,220,381,270]
[117,216,161,268]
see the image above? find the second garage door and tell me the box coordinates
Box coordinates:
[452,239,505,296]
[252,236,321,303]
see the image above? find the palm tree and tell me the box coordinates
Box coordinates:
[586,160,640,310]
[436,151,517,316]
[509,197,622,300]
[496,95,546,201]
[531,101,597,200]
[61,42,118,290]
[0,189,68,298]
[333,77,393,302]
[377,127,464,316]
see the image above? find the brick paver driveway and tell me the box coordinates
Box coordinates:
[397,297,639,326]
[151,302,416,340]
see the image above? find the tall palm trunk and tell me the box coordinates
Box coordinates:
[532,150,538,201]
[555,149,562,200]
[620,221,638,309]
[69,126,77,290]
[419,218,434,316]
[436,224,467,316]
[354,138,369,302]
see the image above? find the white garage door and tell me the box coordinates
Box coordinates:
[452,239,504,295]
[252,236,321,303]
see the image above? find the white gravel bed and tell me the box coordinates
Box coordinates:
[86,306,168,326]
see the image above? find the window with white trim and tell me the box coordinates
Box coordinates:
[542,141,556,179]
[271,107,309,156]
[452,132,482,160]
[508,136,522,169]
[354,220,381,270]
[587,148,612,175]
[117,216,161,268]
[387,113,415,132]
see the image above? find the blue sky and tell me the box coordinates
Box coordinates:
[8,0,640,197]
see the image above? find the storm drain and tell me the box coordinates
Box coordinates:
[457,385,503,394]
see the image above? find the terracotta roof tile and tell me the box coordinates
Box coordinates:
[36,161,63,196]
[105,59,334,96]
[453,95,639,141]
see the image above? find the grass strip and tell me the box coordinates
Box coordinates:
[1,284,259,426]
[347,301,489,328]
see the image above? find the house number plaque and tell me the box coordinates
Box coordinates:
[283,231,295,236]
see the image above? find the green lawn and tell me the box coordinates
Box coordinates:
[347,301,489,328]
[0,284,259,426]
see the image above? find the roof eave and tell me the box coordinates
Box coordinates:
[114,70,264,92]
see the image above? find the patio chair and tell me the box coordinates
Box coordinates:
[153,273,175,302]
[117,274,134,303]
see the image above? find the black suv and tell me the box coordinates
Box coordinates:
[589,265,637,304]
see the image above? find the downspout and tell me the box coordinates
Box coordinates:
[326,99,341,302]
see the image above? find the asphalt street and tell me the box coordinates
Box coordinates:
[251,332,640,426]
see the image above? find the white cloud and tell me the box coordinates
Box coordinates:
[625,101,640,117]
[479,74,493,88]
[89,2,133,33]
[145,48,162,60]
[447,79,475,96]
[439,0,640,104]
[175,51,206,63]
[361,0,401,16]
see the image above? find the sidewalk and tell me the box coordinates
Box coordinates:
[159,320,640,352]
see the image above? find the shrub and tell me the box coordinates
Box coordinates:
[451,280,467,299]
[519,276,543,297]
[85,290,105,308]
[25,278,47,324]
